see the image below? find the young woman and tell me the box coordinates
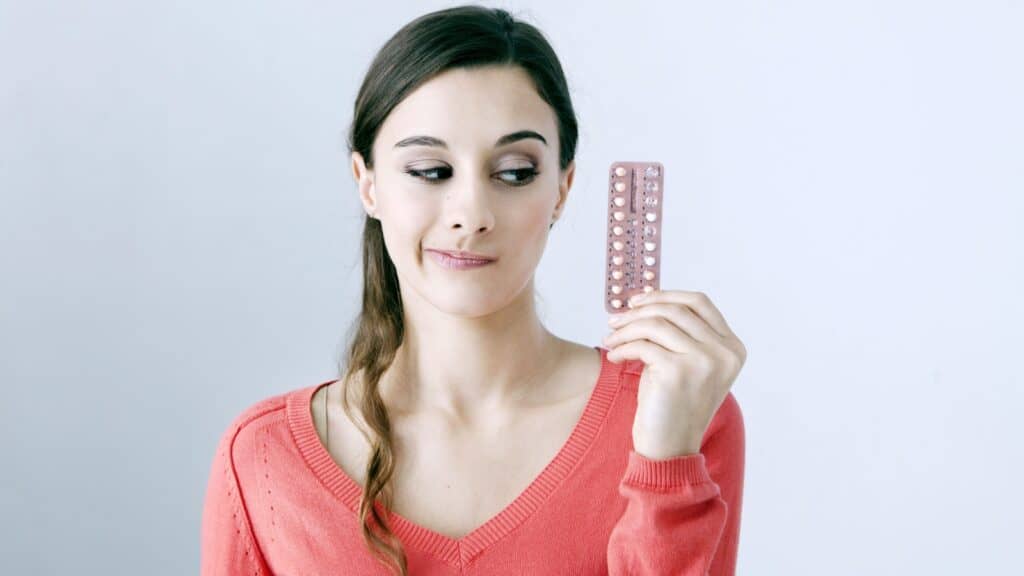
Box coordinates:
[201,5,747,575]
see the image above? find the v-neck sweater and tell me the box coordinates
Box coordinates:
[201,345,745,575]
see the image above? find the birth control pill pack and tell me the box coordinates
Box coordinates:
[605,161,664,313]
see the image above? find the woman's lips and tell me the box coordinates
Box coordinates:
[425,250,496,270]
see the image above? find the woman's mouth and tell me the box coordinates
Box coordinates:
[425,249,496,270]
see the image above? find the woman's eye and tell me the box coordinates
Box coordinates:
[405,166,452,182]
[496,167,539,187]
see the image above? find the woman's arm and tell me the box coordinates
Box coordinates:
[607,393,745,575]
[200,421,271,576]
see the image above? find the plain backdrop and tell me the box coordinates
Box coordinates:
[2,0,1021,573]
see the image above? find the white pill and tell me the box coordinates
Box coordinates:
[643,285,654,293]
[613,211,624,221]
[644,256,656,266]
[645,212,657,222]
[611,299,622,308]
[614,166,626,176]
[612,255,623,265]
[613,226,623,235]
[644,241,656,251]
[611,284,622,294]
[613,196,625,207]
[614,182,626,192]
[612,241,623,250]
[643,270,655,280]
[612,270,623,279]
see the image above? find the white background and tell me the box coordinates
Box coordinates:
[2,0,1021,573]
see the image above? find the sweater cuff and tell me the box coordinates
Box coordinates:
[622,449,713,489]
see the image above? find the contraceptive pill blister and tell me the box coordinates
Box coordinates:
[605,161,664,313]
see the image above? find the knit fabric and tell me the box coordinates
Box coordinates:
[201,345,745,575]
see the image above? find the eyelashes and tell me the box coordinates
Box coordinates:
[404,166,540,187]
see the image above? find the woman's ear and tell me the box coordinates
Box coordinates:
[553,159,575,222]
[351,151,377,218]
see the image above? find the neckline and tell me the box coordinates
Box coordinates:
[285,345,623,566]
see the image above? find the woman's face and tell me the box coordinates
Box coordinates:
[351,65,575,318]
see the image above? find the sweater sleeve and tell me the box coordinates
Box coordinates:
[607,393,745,575]
[200,420,271,576]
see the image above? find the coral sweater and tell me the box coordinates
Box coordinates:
[201,346,745,575]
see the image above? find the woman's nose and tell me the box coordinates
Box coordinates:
[444,178,495,232]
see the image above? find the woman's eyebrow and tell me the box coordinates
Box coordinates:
[393,130,548,149]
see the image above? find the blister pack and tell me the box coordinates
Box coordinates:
[605,161,664,313]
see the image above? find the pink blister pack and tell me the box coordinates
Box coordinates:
[605,161,664,313]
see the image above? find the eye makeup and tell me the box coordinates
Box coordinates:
[605,161,664,312]
[403,164,539,186]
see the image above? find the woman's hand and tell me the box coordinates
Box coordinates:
[603,289,747,460]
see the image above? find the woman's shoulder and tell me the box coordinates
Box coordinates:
[210,380,329,458]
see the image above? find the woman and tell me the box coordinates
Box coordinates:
[201,5,747,575]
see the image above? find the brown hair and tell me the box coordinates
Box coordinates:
[338,5,579,573]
